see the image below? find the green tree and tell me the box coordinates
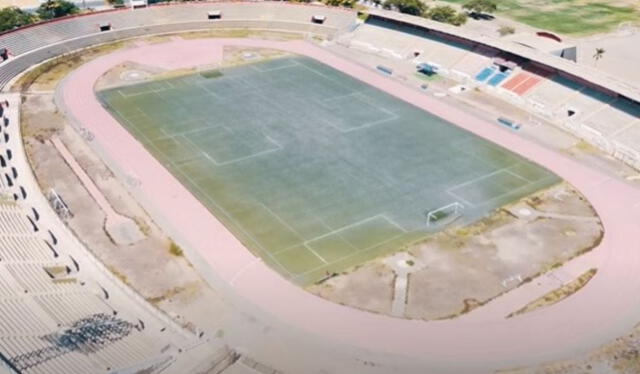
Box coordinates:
[0,7,37,32]
[383,0,428,16]
[462,0,497,15]
[36,0,80,20]
[426,5,467,26]
[325,0,356,7]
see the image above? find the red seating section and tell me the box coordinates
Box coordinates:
[502,72,545,96]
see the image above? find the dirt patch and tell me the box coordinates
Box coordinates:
[13,40,130,93]
[308,262,395,315]
[309,182,603,321]
[501,323,640,373]
[507,268,597,318]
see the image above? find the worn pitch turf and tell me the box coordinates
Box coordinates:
[98,56,559,285]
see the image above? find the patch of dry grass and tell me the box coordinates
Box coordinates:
[12,41,128,92]
[507,268,597,318]
[168,240,184,257]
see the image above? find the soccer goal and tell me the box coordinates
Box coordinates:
[425,202,464,227]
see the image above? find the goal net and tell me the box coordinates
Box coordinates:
[425,202,464,227]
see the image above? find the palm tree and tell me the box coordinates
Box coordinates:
[593,48,606,65]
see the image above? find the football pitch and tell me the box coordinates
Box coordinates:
[98,56,559,285]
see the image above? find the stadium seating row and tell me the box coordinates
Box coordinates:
[0,95,228,373]
[345,20,640,170]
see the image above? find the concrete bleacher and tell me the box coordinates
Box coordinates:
[346,21,472,68]
[0,3,356,89]
[0,94,232,373]
[0,3,355,60]
[524,75,585,114]
[449,46,497,79]
[582,99,640,137]
[557,87,616,123]
[346,14,640,171]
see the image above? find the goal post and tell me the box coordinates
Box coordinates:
[425,202,464,227]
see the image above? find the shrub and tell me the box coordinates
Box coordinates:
[168,241,184,257]
[325,0,357,8]
[383,0,428,16]
[36,0,80,20]
[0,7,37,32]
[498,25,516,36]
[425,5,467,26]
[462,0,497,15]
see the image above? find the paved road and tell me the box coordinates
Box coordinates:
[59,38,640,373]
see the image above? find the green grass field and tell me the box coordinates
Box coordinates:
[442,0,639,35]
[98,56,559,285]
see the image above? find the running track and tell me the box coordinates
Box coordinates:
[58,39,640,372]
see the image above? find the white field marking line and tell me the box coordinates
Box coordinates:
[298,62,360,92]
[179,126,282,167]
[504,162,549,183]
[172,153,208,168]
[113,108,145,123]
[123,114,293,277]
[351,91,397,117]
[207,136,283,167]
[195,81,222,99]
[174,160,294,278]
[296,229,409,279]
[450,171,552,208]
[272,215,382,256]
[302,229,360,254]
[340,114,399,133]
[446,190,475,208]
[119,87,161,98]
[446,168,510,194]
[274,214,404,257]
[318,91,362,105]
[176,125,231,139]
[317,96,399,133]
[380,214,408,233]
[258,203,306,243]
[173,134,207,166]
[307,246,329,264]
[446,168,536,208]
[272,242,328,266]
[174,166,294,278]
[251,60,301,73]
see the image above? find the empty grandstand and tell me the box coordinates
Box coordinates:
[342,11,640,170]
[0,95,232,373]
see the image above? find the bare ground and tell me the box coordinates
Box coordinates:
[308,182,603,321]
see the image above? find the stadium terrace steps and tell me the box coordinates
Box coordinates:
[0,94,228,373]
[0,3,355,60]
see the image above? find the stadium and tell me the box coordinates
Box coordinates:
[0,1,639,373]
